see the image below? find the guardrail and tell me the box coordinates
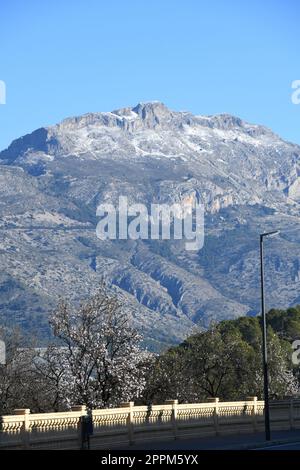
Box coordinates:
[1,397,300,449]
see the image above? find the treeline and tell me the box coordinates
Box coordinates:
[146,309,300,404]
[0,287,300,414]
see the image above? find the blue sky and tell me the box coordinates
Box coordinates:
[0,0,299,150]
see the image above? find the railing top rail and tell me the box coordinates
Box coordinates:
[2,410,84,421]
[92,408,133,416]
[176,401,264,409]
[28,411,83,421]
[1,415,25,423]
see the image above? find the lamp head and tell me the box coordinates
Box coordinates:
[260,230,280,239]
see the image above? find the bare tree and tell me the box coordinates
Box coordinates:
[0,327,36,414]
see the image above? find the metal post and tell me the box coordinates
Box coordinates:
[260,235,271,441]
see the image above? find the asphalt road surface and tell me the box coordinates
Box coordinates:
[122,430,300,450]
[257,442,300,450]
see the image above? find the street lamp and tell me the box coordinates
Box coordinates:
[260,230,280,441]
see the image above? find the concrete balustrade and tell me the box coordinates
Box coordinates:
[0,398,300,449]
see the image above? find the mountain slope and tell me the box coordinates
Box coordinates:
[1,102,300,350]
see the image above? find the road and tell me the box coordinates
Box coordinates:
[258,441,300,450]
[121,430,300,450]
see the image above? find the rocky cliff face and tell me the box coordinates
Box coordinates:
[1,102,300,350]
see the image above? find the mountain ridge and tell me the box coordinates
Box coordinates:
[1,102,300,350]
[0,101,281,161]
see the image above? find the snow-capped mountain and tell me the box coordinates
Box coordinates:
[1,102,300,350]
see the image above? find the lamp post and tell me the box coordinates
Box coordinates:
[260,230,280,441]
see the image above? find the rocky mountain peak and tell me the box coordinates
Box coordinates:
[132,101,171,121]
[0,102,280,166]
